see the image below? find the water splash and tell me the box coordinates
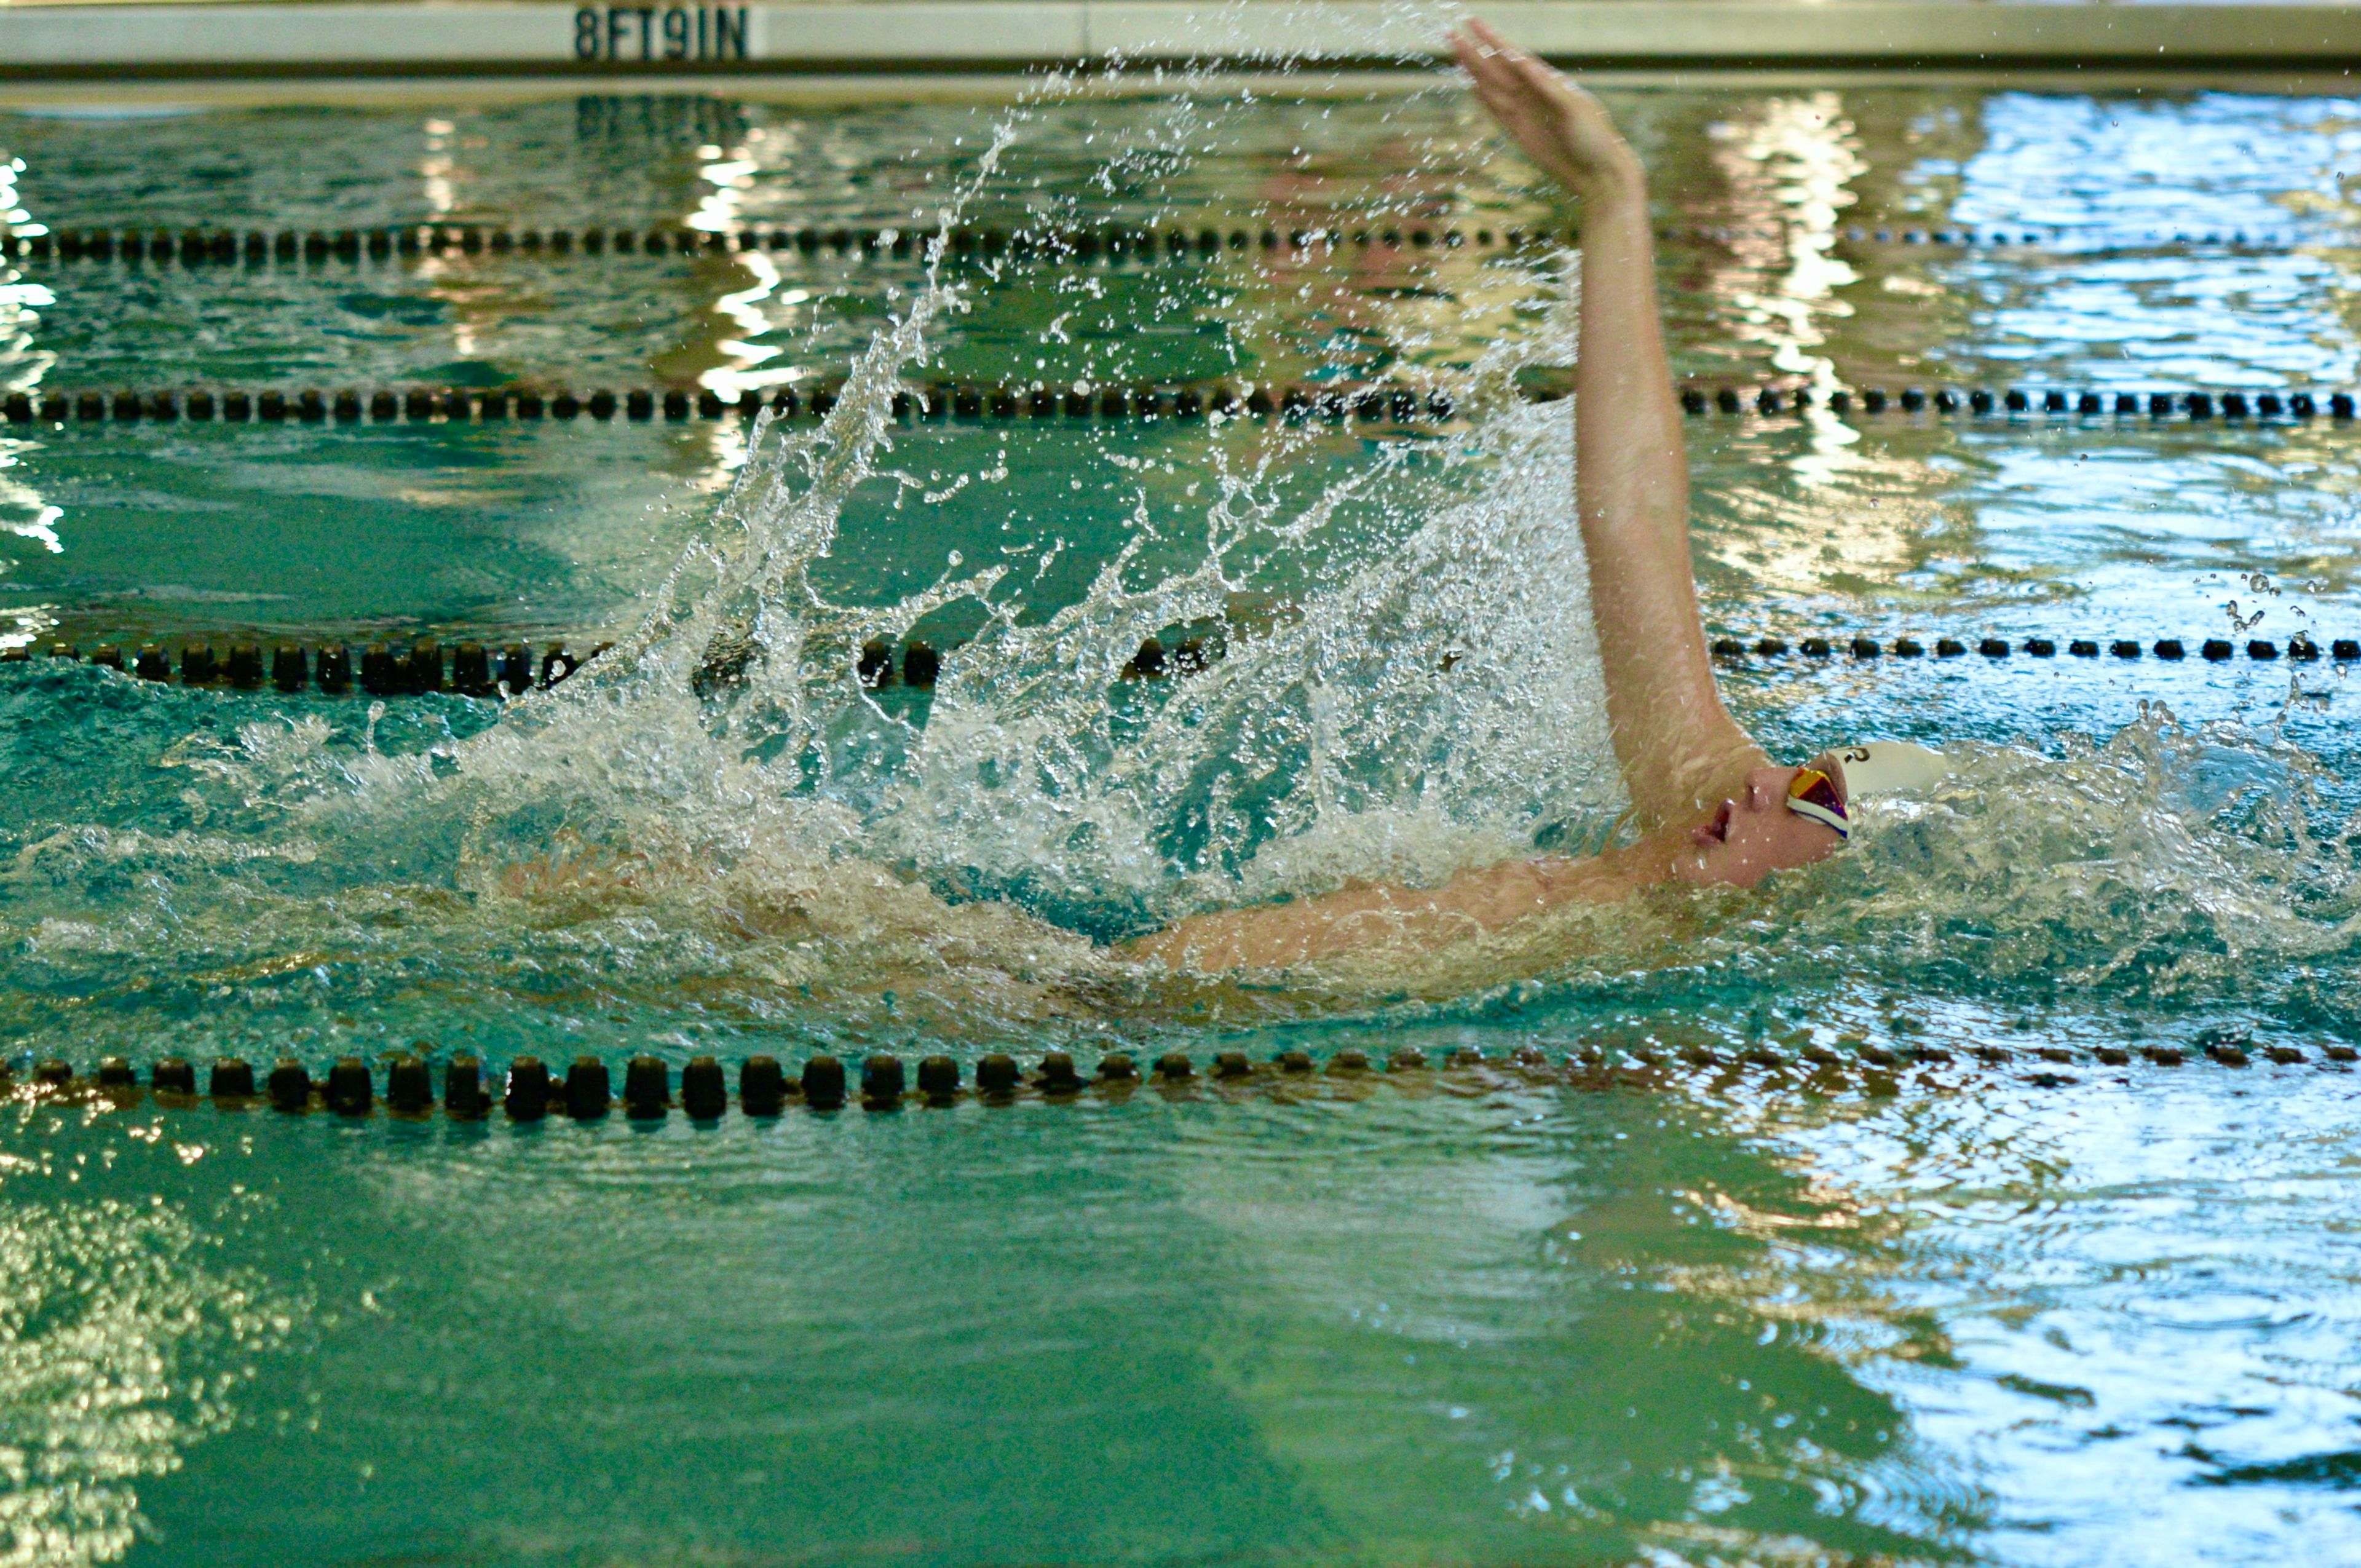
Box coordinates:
[395,6,1631,1010]
[1799,706,2361,1006]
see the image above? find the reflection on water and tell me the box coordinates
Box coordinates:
[0,1120,302,1568]
[5,39,2361,1568]
[15,1051,2361,1566]
[8,1080,1973,1567]
[10,87,2361,649]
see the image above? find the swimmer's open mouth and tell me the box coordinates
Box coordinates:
[1702,801,1732,844]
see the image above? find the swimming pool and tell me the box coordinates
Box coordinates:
[6,53,2361,1566]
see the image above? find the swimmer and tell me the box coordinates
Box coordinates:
[1127,20,1950,973]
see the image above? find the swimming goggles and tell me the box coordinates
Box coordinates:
[1784,764,1850,839]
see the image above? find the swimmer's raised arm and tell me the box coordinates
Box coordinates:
[1454,22,1764,828]
[1121,28,1866,975]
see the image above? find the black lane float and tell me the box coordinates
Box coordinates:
[12,379,2361,433]
[1,221,2338,272]
[0,635,973,694]
[0,636,606,695]
[12,1032,2353,1125]
[1680,384,2361,421]
[1709,633,2360,665]
[6,624,2352,699]
[5,221,1514,267]
[0,381,1460,429]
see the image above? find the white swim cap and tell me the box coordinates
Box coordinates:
[1832,740,1953,799]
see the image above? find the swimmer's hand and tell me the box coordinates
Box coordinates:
[1452,20,1642,201]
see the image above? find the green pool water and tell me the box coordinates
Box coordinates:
[6,41,2361,1567]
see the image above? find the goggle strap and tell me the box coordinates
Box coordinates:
[1786,796,1850,838]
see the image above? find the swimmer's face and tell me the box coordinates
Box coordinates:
[1672,758,1846,889]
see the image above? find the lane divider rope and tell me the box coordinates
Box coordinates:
[1709,633,2359,665]
[1,381,1460,428]
[1682,223,2338,253]
[1,634,963,692]
[12,381,2361,430]
[2,222,2344,269]
[10,1034,2349,1120]
[8,625,2347,696]
[0,636,612,694]
[25,223,1496,265]
[1679,384,2361,421]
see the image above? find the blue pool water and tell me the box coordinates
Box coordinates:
[5,43,2361,1566]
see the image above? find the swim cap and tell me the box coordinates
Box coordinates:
[1832,740,1952,798]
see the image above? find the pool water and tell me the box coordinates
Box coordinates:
[6,36,2361,1566]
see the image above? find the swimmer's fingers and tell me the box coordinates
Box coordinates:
[1453,26,1557,119]
[1457,63,1566,184]
[1452,20,1637,196]
[1462,17,1584,114]
[1452,24,1540,132]
[1458,69,1581,188]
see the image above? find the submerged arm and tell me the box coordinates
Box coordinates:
[1123,841,1664,972]
[1456,23,1763,828]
